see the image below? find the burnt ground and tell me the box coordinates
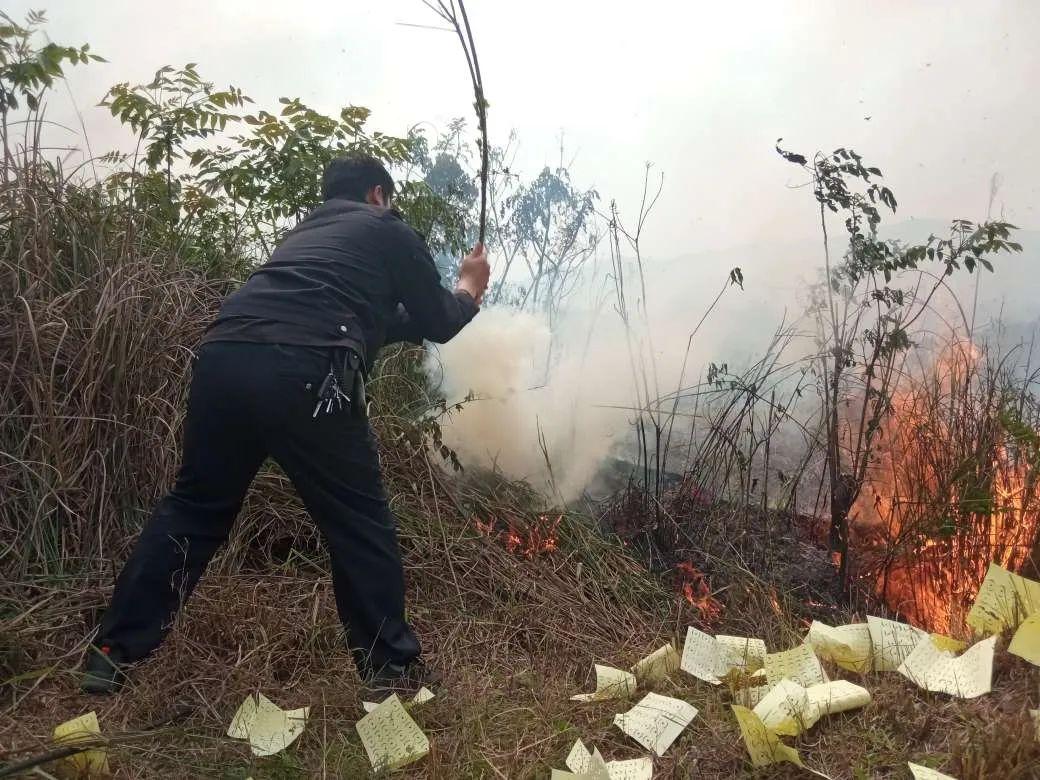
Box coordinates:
[599,480,846,630]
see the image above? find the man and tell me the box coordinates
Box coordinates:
[81,154,490,696]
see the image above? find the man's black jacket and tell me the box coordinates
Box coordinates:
[203,198,478,368]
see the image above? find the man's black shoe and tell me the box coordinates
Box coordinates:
[361,660,440,701]
[80,644,126,695]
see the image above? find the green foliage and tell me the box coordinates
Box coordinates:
[94,62,467,272]
[0,10,103,114]
[777,142,1020,308]
[194,100,411,227]
[102,64,250,172]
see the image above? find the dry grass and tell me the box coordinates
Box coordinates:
[1,133,1039,780]
[3,557,1039,778]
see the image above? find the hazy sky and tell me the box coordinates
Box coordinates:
[12,1,1040,259]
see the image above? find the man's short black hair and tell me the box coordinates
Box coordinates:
[322,154,395,202]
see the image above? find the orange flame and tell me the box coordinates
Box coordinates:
[849,341,1039,632]
[675,562,724,623]
[473,514,562,559]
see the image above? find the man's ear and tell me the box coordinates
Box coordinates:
[365,185,387,207]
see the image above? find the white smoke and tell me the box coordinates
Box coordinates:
[427,249,770,499]
[430,305,629,499]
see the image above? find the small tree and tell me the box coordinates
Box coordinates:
[507,162,599,321]
[102,64,249,206]
[775,139,1022,588]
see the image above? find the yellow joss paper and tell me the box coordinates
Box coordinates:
[731,704,802,769]
[570,664,637,702]
[363,686,435,713]
[564,738,653,780]
[867,616,928,672]
[679,627,770,684]
[753,678,871,737]
[908,762,958,779]
[763,643,826,687]
[732,668,772,708]
[53,711,109,776]
[807,621,873,673]
[752,679,808,736]
[805,679,871,724]
[897,636,995,699]
[227,693,309,757]
[716,635,768,672]
[1007,613,1040,666]
[614,692,697,756]
[355,694,429,771]
[631,642,681,684]
[966,562,1040,636]
[679,626,728,684]
[930,634,968,654]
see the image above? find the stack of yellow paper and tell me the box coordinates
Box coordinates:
[571,664,638,702]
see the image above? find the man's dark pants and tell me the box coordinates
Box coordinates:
[96,341,420,675]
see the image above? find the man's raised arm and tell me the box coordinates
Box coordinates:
[385,219,490,344]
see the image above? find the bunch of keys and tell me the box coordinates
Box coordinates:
[312,368,351,418]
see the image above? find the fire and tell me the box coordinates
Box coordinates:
[675,562,724,623]
[768,589,782,616]
[849,340,1040,633]
[474,513,561,558]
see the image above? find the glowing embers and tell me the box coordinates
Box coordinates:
[474,513,562,557]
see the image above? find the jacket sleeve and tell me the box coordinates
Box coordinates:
[383,217,479,344]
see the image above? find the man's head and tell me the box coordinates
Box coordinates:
[322,154,395,207]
